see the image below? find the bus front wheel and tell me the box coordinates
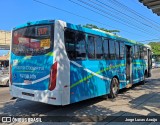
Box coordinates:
[109,77,119,98]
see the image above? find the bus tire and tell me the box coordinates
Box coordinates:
[109,77,119,98]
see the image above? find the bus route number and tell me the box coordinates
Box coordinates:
[37,27,48,36]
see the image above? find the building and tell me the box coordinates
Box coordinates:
[139,0,160,16]
[0,30,11,49]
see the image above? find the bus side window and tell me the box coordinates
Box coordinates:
[64,29,76,60]
[137,46,141,59]
[76,32,86,60]
[95,37,103,59]
[103,39,109,59]
[140,46,144,59]
[88,36,95,59]
[109,39,116,60]
[135,45,139,59]
[103,39,109,60]
[132,45,135,59]
[115,41,120,59]
[120,42,124,59]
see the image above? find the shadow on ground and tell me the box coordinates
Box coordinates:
[0,72,159,124]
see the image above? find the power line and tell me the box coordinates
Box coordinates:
[33,0,151,38]
[33,0,158,41]
[70,0,140,30]
[71,0,160,37]
[108,0,160,30]
[78,0,160,36]
[69,0,155,37]
[32,0,118,30]
[138,38,160,42]
[94,0,160,32]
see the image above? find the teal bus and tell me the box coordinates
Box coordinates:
[10,20,152,105]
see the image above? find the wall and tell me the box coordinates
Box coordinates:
[0,30,11,46]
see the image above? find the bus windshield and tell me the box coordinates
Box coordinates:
[12,25,53,56]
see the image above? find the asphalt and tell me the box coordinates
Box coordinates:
[0,68,159,125]
[0,86,11,103]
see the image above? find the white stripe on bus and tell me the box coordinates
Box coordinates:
[71,61,145,84]
[71,61,111,81]
[13,75,50,86]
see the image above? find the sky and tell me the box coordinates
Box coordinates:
[0,0,160,46]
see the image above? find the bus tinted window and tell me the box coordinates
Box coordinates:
[109,40,115,60]
[76,32,86,59]
[132,44,135,59]
[103,39,109,60]
[140,46,145,59]
[135,45,139,59]
[95,37,103,59]
[65,29,87,60]
[65,30,76,59]
[120,42,124,59]
[12,25,52,56]
[88,36,95,59]
[115,41,119,59]
[137,46,141,59]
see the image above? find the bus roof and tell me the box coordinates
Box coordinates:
[13,19,150,49]
[13,20,55,30]
[144,44,151,49]
[66,21,147,47]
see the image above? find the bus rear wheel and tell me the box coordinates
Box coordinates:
[109,77,119,98]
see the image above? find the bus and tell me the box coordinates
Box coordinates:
[10,20,152,105]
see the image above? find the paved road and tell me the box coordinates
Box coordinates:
[0,86,11,103]
[0,68,159,124]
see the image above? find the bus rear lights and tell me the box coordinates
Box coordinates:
[49,62,58,91]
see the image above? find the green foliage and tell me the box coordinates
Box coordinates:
[83,24,120,33]
[148,42,160,55]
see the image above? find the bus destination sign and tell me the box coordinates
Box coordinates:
[37,26,49,36]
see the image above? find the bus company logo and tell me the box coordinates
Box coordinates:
[1,117,11,123]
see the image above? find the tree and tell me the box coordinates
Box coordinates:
[83,24,120,33]
[148,42,160,55]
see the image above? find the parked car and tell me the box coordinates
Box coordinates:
[155,62,160,68]
[152,62,156,69]
[152,59,156,69]
[0,74,9,86]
